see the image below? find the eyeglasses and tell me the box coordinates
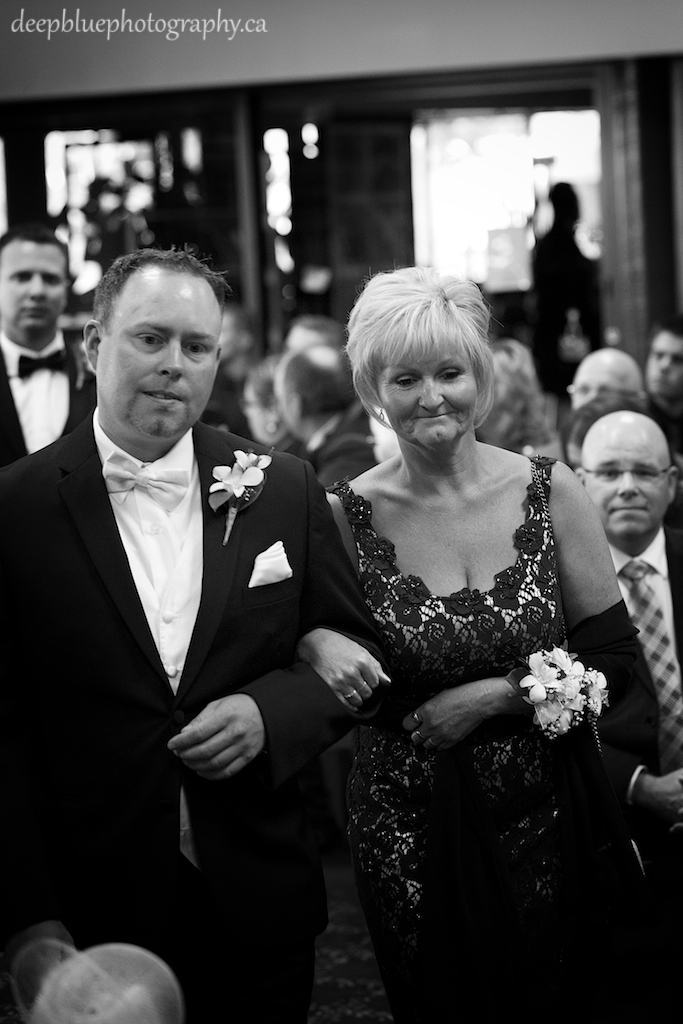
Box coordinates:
[581,466,671,484]
[566,383,636,400]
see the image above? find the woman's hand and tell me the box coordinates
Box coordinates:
[403,675,528,750]
[297,627,391,711]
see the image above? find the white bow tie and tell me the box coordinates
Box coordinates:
[102,453,189,512]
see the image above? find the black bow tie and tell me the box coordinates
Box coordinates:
[17,350,67,379]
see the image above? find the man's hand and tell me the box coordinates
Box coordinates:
[297,627,391,710]
[167,694,265,780]
[632,768,683,828]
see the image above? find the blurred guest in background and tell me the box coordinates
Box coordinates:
[240,354,305,457]
[562,394,649,472]
[284,313,347,353]
[645,315,683,455]
[577,410,683,1015]
[476,337,563,458]
[0,222,95,466]
[275,342,377,848]
[283,312,400,463]
[532,182,601,406]
[275,344,376,487]
[567,347,646,413]
[563,395,683,530]
[201,301,258,437]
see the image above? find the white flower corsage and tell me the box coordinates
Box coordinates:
[208,450,272,546]
[518,645,609,738]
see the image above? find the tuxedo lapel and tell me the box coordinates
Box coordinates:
[0,348,28,463]
[57,419,169,685]
[175,425,242,701]
[63,342,96,434]
[666,528,683,673]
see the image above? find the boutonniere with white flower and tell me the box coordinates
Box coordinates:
[208,450,272,545]
[517,645,609,739]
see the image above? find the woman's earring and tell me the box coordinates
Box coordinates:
[378,409,387,424]
[265,419,279,436]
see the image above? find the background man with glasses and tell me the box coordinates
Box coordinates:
[577,408,683,1014]
[566,347,646,412]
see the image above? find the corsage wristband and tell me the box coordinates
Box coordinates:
[517,645,609,739]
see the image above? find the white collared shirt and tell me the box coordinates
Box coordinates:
[94,410,203,865]
[93,410,203,690]
[0,330,69,453]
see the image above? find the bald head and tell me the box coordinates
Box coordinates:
[569,349,645,411]
[578,411,677,555]
[582,411,669,465]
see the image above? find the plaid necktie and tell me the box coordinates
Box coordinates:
[620,559,683,773]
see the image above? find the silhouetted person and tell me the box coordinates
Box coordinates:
[532,183,601,402]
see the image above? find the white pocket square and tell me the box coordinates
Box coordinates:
[248,541,293,588]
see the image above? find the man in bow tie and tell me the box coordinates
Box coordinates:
[0,247,386,1023]
[577,409,683,1013]
[0,223,96,466]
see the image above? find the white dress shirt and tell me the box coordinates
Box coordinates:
[0,330,69,453]
[609,528,682,798]
[94,409,203,863]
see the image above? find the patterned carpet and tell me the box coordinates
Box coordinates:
[308,850,394,1023]
[0,850,393,1023]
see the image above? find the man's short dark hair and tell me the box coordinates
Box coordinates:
[93,247,231,327]
[286,314,347,350]
[0,222,69,271]
[649,314,683,344]
[281,346,356,417]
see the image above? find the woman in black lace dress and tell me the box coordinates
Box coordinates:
[299,268,651,1023]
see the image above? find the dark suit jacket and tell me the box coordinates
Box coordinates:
[598,527,683,857]
[0,336,96,467]
[0,417,383,953]
[307,402,377,488]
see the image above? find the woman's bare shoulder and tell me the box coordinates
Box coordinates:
[545,457,594,510]
[345,458,399,503]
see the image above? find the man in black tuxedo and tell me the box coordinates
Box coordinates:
[577,409,683,1013]
[0,223,95,465]
[0,248,385,1023]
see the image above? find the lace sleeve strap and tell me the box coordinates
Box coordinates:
[326,489,359,573]
[530,455,556,521]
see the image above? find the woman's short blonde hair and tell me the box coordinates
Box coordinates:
[346,267,494,427]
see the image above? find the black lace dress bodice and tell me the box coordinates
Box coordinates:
[330,457,571,1022]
